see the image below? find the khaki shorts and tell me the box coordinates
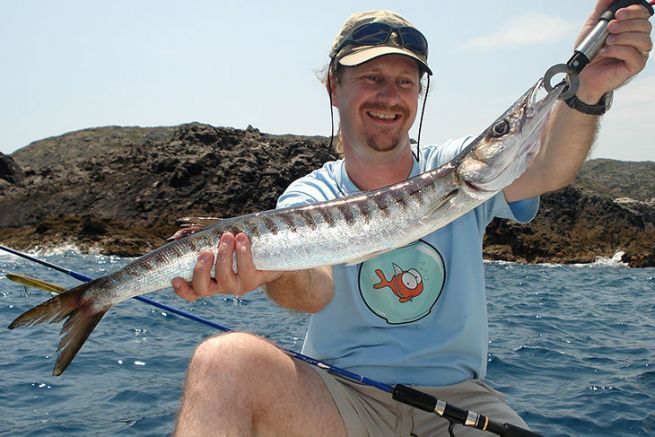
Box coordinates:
[314,368,529,437]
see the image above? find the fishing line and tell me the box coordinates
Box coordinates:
[1,244,540,436]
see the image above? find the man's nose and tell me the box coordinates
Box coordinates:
[377,81,401,103]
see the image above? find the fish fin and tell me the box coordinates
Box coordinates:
[8,280,110,376]
[422,189,459,219]
[169,216,223,241]
[176,216,223,227]
[5,272,66,294]
[8,282,90,328]
[167,226,206,241]
[54,303,109,376]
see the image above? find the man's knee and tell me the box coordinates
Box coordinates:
[187,332,275,378]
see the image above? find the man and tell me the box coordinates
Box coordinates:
[172,2,652,435]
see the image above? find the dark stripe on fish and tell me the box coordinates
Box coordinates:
[170,242,185,259]
[354,199,372,223]
[389,189,409,210]
[372,194,390,217]
[337,204,356,225]
[241,219,261,237]
[316,206,336,226]
[185,237,198,252]
[227,224,244,235]
[262,216,279,235]
[278,212,297,231]
[297,209,317,230]
[404,180,424,203]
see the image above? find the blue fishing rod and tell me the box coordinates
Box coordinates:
[1,244,540,437]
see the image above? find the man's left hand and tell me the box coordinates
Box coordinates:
[576,0,653,103]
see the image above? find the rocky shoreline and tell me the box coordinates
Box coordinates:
[1,123,654,267]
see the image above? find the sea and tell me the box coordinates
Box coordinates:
[0,248,653,437]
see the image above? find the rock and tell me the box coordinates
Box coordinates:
[0,152,24,183]
[483,186,655,267]
[0,123,653,267]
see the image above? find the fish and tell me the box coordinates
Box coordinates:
[373,263,424,303]
[8,78,563,376]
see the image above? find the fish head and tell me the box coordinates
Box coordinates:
[457,78,563,194]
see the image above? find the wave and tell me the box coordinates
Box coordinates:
[0,242,84,258]
[485,253,630,269]
[484,259,565,269]
[590,251,628,267]
[2,242,109,257]
[31,242,87,256]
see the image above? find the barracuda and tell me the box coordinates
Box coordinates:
[8,78,563,376]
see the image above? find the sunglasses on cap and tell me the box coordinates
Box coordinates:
[334,22,429,59]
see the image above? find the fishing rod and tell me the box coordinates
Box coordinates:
[1,244,540,436]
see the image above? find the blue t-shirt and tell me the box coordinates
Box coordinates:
[276,138,539,386]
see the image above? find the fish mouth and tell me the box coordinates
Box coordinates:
[459,79,564,193]
[525,78,562,119]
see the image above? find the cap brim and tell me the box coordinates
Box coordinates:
[338,46,432,75]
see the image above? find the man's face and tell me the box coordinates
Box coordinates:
[333,54,420,155]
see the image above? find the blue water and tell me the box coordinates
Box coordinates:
[1,251,653,436]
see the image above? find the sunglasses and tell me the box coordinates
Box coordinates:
[335,22,429,59]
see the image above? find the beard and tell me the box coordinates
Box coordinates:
[360,103,411,152]
[363,129,404,152]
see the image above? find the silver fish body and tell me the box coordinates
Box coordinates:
[9,78,563,375]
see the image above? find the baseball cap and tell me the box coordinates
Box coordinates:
[330,10,432,75]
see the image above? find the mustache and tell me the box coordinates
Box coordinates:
[364,103,409,117]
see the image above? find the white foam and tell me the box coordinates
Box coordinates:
[592,251,628,267]
[31,243,84,256]
[484,259,562,268]
[4,242,111,258]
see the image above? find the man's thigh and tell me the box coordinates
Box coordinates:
[311,371,528,437]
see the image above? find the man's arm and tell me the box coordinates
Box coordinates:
[263,265,334,313]
[505,0,652,202]
[172,232,335,313]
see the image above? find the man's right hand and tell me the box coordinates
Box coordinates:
[171,232,283,301]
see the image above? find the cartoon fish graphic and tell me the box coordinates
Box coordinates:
[373,263,424,303]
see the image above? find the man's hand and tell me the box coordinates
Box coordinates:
[504,1,652,202]
[172,232,283,301]
[575,0,653,103]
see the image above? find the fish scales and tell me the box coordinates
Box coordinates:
[8,78,563,375]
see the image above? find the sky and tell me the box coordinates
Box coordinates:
[1,0,653,161]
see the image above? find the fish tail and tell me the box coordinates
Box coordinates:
[373,269,390,289]
[8,280,110,376]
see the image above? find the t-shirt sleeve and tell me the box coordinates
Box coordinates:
[276,187,321,209]
[478,192,540,230]
[276,166,339,209]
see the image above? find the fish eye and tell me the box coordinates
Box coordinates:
[402,273,418,289]
[491,119,510,137]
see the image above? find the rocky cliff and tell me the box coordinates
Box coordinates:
[1,123,653,266]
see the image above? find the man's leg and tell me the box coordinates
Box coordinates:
[174,332,347,437]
